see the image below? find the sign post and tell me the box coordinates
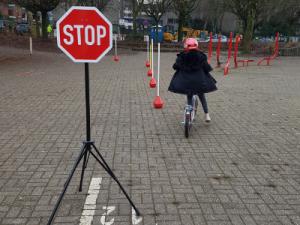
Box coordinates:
[47,7,140,225]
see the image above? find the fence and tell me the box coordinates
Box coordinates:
[279,46,300,56]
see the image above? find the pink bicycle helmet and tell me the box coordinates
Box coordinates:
[184,38,199,50]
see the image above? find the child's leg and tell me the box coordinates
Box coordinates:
[187,94,193,105]
[198,93,208,113]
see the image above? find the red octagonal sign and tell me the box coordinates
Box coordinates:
[57,7,112,63]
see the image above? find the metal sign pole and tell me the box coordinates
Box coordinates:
[79,63,91,192]
[85,63,91,141]
[49,8,141,224]
[47,64,140,225]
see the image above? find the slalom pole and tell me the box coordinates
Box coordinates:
[145,36,150,67]
[151,38,154,77]
[153,42,163,109]
[149,38,157,87]
[113,34,119,62]
[157,42,160,97]
[151,39,154,78]
[147,39,153,76]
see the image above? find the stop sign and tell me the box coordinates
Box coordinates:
[57,7,112,63]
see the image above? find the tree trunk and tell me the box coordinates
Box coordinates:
[35,23,40,38]
[218,13,224,32]
[178,13,184,42]
[33,13,40,38]
[41,11,48,39]
[132,11,138,36]
[203,20,208,30]
[242,9,255,53]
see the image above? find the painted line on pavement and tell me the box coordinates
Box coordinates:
[132,207,143,225]
[79,177,102,225]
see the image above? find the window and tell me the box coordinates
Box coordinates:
[8,4,15,18]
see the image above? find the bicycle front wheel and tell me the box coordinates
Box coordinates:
[192,96,198,118]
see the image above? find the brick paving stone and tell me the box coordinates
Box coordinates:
[0,46,300,225]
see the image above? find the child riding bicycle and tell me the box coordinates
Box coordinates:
[168,38,217,122]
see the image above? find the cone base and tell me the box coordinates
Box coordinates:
[149,78,157,88]
[113,56,119,62]
[147,70,152,77]
[153,96,163,109]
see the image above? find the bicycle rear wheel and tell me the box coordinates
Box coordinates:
[184,112,191,138]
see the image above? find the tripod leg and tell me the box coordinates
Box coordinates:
[89,145,141,216]
[79,144,91,192]
[47,144,87,225]
[91,143,114,175]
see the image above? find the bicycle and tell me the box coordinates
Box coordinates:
[183,95,198,138]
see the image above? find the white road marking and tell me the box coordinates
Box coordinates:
[79,177,144,225]
[79,177,102,225]
[132,207,143,225]
[100,206,115,225]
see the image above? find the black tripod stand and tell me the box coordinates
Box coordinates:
[47,63,140,225]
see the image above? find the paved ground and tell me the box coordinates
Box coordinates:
[0,46,300,225]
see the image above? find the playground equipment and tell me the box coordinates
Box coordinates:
[216,34,222,67]
[257,32,279,66]
[224,32,233,76]
[208,32,213,64]
[164,32,175,42]
[233,34,255,67]
[163,27,205,42]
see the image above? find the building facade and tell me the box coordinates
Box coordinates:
[0,0,27,23]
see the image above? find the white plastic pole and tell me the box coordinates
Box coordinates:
[149,39,152,70]
[114,35,118,56]
[29,36,32,55]
[151,39,154,78]
[157,43,160,97]
[146,36,149,62]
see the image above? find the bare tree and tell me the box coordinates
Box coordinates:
[257,0,300,35]
[173,0,201,42]
[17,0,60,39]
[203,0,225,33]
[76,0,109,11]
[143,0,172,41]
[224,0,271,52]
[129,0,144,36]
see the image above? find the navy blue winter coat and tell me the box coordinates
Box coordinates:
[168,50,217,95]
